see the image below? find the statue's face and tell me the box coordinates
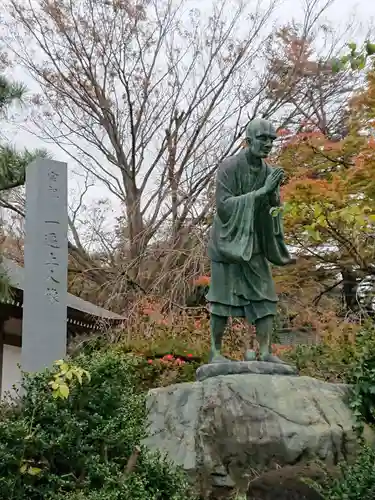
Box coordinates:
[246,120,277,158]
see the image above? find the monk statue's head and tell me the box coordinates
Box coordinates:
[245,118,277,158]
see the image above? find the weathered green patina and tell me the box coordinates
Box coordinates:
[206,117,294,363]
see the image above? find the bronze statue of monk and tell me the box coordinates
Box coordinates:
[206,118,294,363]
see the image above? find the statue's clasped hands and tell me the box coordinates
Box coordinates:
[256,168,284,198]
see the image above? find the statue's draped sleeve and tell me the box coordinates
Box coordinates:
[210,162,256,262]
[209,159,292,266]
[260,183,292,266]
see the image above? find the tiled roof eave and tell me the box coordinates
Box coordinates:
[1,259,125,322]
[0,297,123,331]
[1,297,22,308]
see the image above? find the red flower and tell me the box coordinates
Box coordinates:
[163,354,174,361]
[147,359,153,364]
[187,353,193,358]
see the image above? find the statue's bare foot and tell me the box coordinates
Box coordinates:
[259,353,287,364]
[209,352,232,364]
[244,349,257,361]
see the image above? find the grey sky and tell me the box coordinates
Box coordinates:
[2,0,375,227]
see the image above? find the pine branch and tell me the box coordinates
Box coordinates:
[0,75,27,111]
[0,145,51,192]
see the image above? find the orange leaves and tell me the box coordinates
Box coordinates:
[277,128,291,137]
[282,130,325,149]
[277,128,340,183]
[277,122,374,265]
[137,297,168,325]
[322,140,343,152]
[348,140,375,197]
[354,154,365,171]
[350,70,375,119]
[278,122,364,208]
[272,344,292,357]
[193,275,210,287]
[282,176,338,204]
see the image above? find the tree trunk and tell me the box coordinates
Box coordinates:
[341,268,359,312]
[125,187,144,261]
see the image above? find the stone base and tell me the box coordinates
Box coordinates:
[196,360,298,381]
[142,374,374,494]
[143,374,368,494]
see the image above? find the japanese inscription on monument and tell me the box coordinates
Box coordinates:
[22,159,68,374]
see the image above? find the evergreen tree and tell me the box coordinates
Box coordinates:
[0,74,49,299]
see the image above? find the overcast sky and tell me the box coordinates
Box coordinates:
[2,0,375,225]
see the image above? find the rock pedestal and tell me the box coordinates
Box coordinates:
[143,373,370,493]
[196,360,298,381]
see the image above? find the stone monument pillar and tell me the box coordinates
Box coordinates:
[21,158,68,374]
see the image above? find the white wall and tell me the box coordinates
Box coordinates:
[1,344,21,400]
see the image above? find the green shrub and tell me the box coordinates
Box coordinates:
[132,355,202,389]
[285,324,375,429]
[284,341,355,383]
[308,325,375,499]
[0,350,196,500]
[345,326,375,432]
[117,334,209,388]
[313,445,375,500]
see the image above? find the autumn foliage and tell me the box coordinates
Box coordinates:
[271,58,375,329]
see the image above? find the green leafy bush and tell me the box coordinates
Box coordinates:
[283,341,355,383]
[308,324,375,499]
[313,446,375,500]
[133,354,203,389]
[0,351,196,500]
[345,326,375,432]
[286,324,375,428]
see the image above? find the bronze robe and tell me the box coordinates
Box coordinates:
[206,149,291,322]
